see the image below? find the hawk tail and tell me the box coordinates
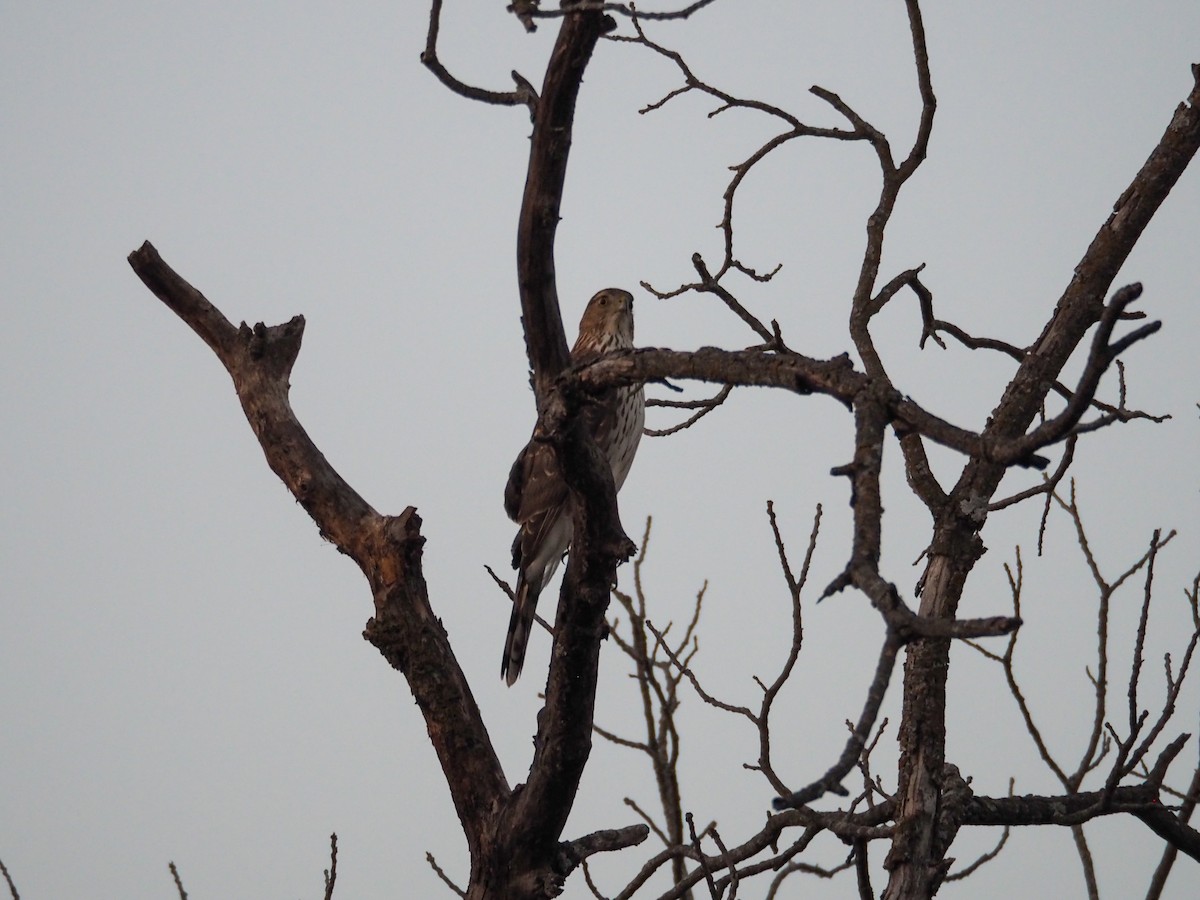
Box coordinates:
[502,575,537,686]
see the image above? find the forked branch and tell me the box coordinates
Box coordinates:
[127,242,509,867]
[422,0,539,114]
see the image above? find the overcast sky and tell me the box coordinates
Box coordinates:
[3,2,1199,898]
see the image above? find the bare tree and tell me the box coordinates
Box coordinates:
[123,2,1200,898]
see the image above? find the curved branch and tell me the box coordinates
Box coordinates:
[620,22,861,292]
[644,384,733,437]
[126,242,509,869]
[422,0,539,115]
[128,242,377,554]
[922,316,1168,428]
[516,3,616,407]
[773,633,902,810]
[897,0,936,178]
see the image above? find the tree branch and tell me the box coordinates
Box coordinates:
[422,0,539,115]
[558,824,652,876]
[0,858,17,900]
[322,833,338,900]
[128,243,376,560]
[516,2,616,408]
[510,380,638,854]
[167,862,187,900]
[126,243,509,872]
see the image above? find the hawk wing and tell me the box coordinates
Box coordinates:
[505,440,569,545]
[502,437,572,685]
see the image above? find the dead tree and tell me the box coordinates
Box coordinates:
[126,2,1200,898]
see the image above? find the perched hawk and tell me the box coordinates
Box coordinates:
[502,288,645,685]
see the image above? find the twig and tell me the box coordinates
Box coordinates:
[1129,533,1161,737]
[993,285,1163,463]
[426,852,467,898]
[855,717,893,807]
[168,862,188,900]
[644,385,733,436]
[645,620,755,721]
[750,503,820,793]
[945,780,1013,882]
[0,859,18,900]
[485,564,554,634]
[773,634,902,809]
[422,0,539,115]
[686,812,719,899]
[618,15,863,296]
[323,833,339,900]
[602,517,692,885]
[579,858,607,899]
[624,796,670,846]
[988,436,1076,514]
[709,826,737,899]
[924,319,1167,430]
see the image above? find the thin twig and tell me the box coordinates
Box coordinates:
[426,852,467,898]
[686,812,719,899]
[323,833,339,900]
[945,780,1013,882]
[580,858,607,899]
[709,826,737,899]
[645,620,755,720]
[168,862,188,900]
[774,634,902,809]
[485,564,554,634]
[645,385,733,436]
[0,859,18,900]
[624,796,670,846]
[422,0,539,114]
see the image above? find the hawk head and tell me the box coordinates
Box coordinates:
[575,288,635,355]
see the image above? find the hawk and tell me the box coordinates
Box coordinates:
[502,288,645,685]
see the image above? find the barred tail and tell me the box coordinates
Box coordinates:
[502,575,538,686]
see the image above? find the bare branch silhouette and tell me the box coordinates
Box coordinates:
[168,862,187,900]
[0,859,19,900]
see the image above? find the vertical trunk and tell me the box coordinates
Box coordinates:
[882,550,975,899]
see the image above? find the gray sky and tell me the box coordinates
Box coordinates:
[3,2,1199,898]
